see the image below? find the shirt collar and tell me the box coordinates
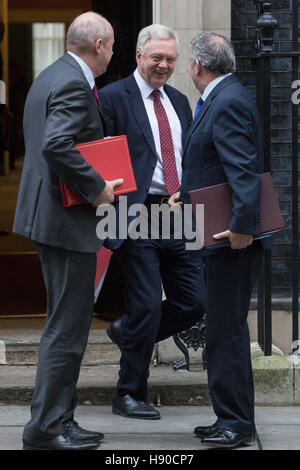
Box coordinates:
[201,73,232,102]
[67,51,95,90]
[134,69,165,100]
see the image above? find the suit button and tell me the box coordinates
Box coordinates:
[151,164,155,169]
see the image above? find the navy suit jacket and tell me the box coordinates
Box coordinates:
[180,74,272,252]
[99,73,193,250]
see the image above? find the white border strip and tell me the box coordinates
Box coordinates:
[0,80,6,105]
[0,340,7,365]
[153,0,161,24]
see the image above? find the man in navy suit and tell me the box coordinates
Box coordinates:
[177,32,271,448]
[99,24,205,420]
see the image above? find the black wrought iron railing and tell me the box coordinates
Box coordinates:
[253,0,299,355]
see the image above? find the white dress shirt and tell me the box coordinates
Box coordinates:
[67,51,95,90]
[134,69,183,195]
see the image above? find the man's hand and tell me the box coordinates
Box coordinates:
[168,191,181,207]
[213,230,253,250]
[92,179,124,207]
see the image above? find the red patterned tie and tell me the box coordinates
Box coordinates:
[93,84,102,114]
[152,89,180,195]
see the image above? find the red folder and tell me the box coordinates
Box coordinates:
[60,135,137,207]
[189,172,285,248]
[94,246,113,303]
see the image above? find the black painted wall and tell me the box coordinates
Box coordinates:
[232,0,299,301]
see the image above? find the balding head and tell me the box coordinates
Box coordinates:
[66,11,112,55]
[66,11,114,78]
[191,32,236,75]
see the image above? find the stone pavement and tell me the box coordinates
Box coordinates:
[0,405,300,451]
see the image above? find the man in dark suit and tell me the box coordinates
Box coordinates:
[13,12,122,450]
[99,24,205,420]
[177,32,271,449]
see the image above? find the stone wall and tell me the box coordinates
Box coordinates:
[153,0,231,111]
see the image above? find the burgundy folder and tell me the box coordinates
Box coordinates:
[189,172,285,248]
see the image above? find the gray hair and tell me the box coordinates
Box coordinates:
[66,11,111,54]
[191,32,236,74]
[137,24,180,55]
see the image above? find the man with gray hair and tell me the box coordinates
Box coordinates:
[14,12,121,450]
[178,32,271,448]
[99,24,205,420]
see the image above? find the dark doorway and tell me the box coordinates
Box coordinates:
[92,0,153,88]
[92,0,152,320]
[8,24,33,164]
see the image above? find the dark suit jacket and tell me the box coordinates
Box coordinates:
[99,73,193,250]
[180,74,272,251]
[13,53,106,253]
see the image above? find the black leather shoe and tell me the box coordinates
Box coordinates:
[23,434,100,450]
[112,394,160,420]
[194,423,219,438]
[106,318,123,345]
[201,429,253,448]
[63,419,104,441]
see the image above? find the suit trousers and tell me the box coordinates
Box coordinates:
[116,202,206,401]
[23,242,97,441]
[204,242,263,436]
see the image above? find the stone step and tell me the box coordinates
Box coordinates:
[0,330,121,366]
[0,357,299,407]
[0,358,299,407]
[0,319,203,368]
[1,322,299,407]
[0,364,210,406]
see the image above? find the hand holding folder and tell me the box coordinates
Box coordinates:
[92,178,124,207]
[213,229,258,250]
[189,172,285,248]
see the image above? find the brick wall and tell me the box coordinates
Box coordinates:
[231,0,299,300]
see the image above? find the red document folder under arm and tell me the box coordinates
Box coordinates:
[94,246,113,303]
[60,135,137,207]
[189,172,285,248]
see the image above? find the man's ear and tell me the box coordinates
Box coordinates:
[195,60,202,76]
[95,38,103,54]
[136,49,142,64]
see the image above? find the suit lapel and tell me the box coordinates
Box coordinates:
[126,75,157,157]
